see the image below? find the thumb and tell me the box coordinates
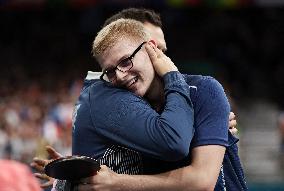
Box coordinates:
[100,165,109,170]
[46,146,62,159]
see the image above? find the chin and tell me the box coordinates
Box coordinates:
[129,83,146,97]
[132,89,145,97]
[134,91,143,97]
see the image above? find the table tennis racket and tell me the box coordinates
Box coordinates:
[44,155,100,180]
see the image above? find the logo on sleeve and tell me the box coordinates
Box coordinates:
[72,104,81,132]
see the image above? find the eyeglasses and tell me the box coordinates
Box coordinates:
[100,41,147,83]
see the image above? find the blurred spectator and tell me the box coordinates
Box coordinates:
[278,112,284,170]
[0,159,41,191]
[0,79,81,164]
[278,112,284,152]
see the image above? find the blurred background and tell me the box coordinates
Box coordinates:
[0,0,284,190]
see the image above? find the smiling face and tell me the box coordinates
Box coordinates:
[98,38,156,97]
[93,19,167,99]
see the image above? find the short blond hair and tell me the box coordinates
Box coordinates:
[92,18,150,59]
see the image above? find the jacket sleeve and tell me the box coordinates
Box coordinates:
[90,71,194,161]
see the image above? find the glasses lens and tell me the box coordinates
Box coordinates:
[106,72,116,82]
[102,74,110,82]
[101,68,116,82]
[117,59,133,72]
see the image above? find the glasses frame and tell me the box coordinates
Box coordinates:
[100,41,147,82]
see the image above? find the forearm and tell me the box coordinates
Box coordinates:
[111,145,225,191]
[113,172,177,191]
[113,166,212,191]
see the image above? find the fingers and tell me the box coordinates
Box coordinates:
[145,42,177,76]
[40,181,54,189]
[31,163,44,173]
[145,43,164,60]
[229,112,235,120]
[145,43,157,63]
[46,145,62,158]
[229,112,238,135]
[32,157,47,166]
[34,173,54,188]
[155,46,164,57]
[34,173,49,181]
[229,112,237,129]
[229,127,238,135]
[30,158,47,173]
[30,146,60,189]
[229,119,237,129]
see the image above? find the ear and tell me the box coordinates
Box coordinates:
[148,40,157,48]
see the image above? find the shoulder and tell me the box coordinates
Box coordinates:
[86,80,148,112]
[182,74,221,90]
[186,75,230,147]
[183,74,228,107]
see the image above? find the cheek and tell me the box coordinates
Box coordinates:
[132,52,155,83]
[141,54,155,77]
[145,62,155,81]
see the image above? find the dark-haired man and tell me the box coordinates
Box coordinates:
[104,8,167,53]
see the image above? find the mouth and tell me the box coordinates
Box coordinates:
[125,76,138,89]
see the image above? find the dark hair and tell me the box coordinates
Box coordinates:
[103,8,162,28]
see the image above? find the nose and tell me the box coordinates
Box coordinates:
[114,69,128,84]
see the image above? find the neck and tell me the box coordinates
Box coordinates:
[145,76,165,112]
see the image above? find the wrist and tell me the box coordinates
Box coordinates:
[159,66,178,77]
[112,173,124,191]
[163,71,182,83]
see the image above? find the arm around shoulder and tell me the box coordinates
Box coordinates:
[90,72,194,161]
